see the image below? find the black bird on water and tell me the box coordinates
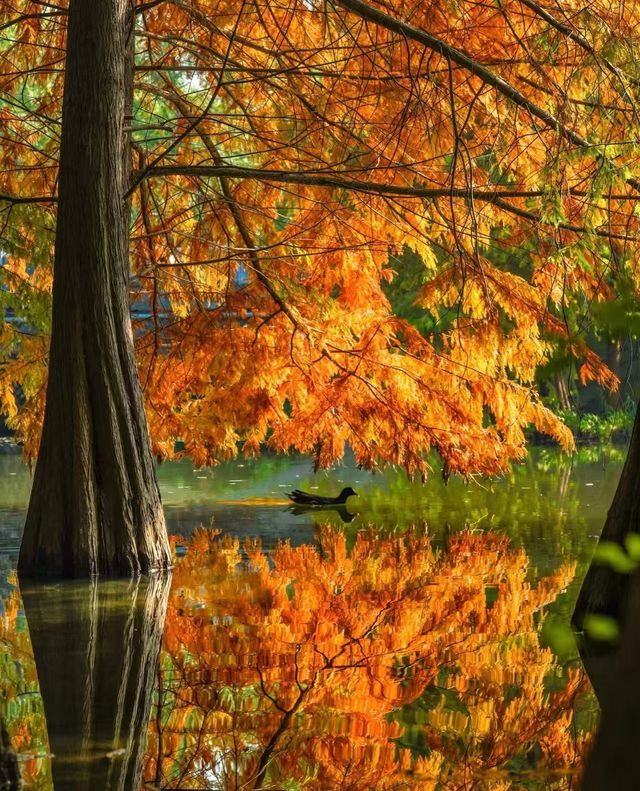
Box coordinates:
[287,486,358,506]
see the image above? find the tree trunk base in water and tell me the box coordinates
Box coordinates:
[18,0,171,577]
[573,399,640,627]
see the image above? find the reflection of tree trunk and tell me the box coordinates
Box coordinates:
[605,338,622,409]
[20,575,170,791]
[582,568,640,789]
[574,401,640,625]
[556,459,572,503]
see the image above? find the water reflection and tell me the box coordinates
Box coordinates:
[0,447,624,787]
[142,528,593,789]
[15,576,170,790]
[286,503,358,523]
[0,446,624,565]
[0,527,597,788]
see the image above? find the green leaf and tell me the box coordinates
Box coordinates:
[624,533,640,563]
[593,541,637,574]
[583,614,620,643]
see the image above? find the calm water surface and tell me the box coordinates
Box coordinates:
[0,446,625,789]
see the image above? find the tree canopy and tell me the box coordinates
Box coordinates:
[1,0,638,477]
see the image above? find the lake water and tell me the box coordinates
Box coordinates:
[0,446,625,789]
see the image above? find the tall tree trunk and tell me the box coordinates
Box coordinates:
[574,399,640,624]
[580,567,640,789]
[18,0,171,576]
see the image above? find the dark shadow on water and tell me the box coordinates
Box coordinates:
[20,574,170,791]
[0,719,19,789]
[286,503,358,523]
[579,567,640,790]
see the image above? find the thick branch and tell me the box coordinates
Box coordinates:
[140,164,580,200]
[332,0,640,193]
[142,163,638,240]
[0,193,57,205]
[518,0,622,77]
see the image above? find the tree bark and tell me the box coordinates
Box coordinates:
[574,399,640,624]
[553,371,572,412]
[18,0,171,576]
[581,567,640,789]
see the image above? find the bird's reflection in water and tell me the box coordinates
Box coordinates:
[19,575,170,791]
[286,503,358,523]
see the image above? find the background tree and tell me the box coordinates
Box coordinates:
[2,0,640,576]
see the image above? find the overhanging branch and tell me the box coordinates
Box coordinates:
[144,163,632,201]
[332,0,640,194]
[141,163,640,240]
[0,193,57,206]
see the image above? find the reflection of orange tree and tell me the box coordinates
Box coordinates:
[0,575,51,790]
[144,528,593,789]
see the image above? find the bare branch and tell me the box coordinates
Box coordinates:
[0,192,57,205]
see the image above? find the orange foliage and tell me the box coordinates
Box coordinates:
[0,576,52,788]
[3,0,638,475]
[143,528,593,789]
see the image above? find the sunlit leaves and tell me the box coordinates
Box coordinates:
[1,0,639,476]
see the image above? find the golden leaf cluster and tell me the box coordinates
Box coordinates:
[143,527,593,789]
[3,0,639,474]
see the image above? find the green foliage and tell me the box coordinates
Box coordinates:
[591,282,640,339]
[592,540,637,574]
[541,615,578,659]
[583,614,620,642]
[382,246,438,336]
[554,403,635,443]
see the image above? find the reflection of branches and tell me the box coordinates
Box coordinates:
[254,599,401,791]
[252,679,314,791]
[145,527,593,789]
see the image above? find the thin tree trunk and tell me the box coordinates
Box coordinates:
[574,399,640,624]
[553,371,572,412]
[18,0,171,576]
[605,337,623,409]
